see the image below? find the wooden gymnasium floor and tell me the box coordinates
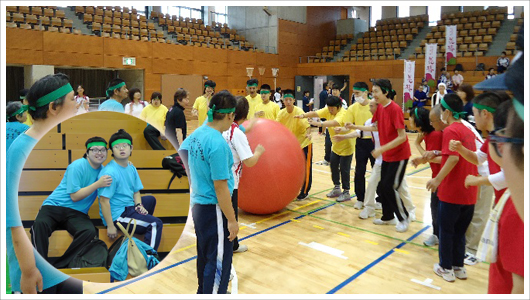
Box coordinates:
[83,119,489,294]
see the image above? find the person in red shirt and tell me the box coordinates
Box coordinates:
[426,93,478,282]
[409,107,443,247]
[351,79,412,233]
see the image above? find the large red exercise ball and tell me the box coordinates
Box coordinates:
[238,118,306,215]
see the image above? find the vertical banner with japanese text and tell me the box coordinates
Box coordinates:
[446,25,457,65]
[425,43,438,88]
[403,60,415,110]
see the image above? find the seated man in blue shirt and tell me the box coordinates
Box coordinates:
[179,90,238,294]
[98,129,163,251]
[412,85,428,108]
[31,137,112,268]
[98,78,128,112]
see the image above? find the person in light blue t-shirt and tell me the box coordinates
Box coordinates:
[6,101,30,151]
[98,129,163,251]
[98,78,128,112]
[179,90,238,294]
[7,73,83,294]
[31,137,112,269]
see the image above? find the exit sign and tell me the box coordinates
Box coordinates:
[123,57,136,66]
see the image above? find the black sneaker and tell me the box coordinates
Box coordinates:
[296,194,308,200]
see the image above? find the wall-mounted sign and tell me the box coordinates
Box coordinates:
[123,57,136,66]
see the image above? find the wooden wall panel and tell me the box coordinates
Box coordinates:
[152,58,193,74]
[103,38,152,58]
[43,51,104,68]
[6,28,43,50]
[43,31,103,54]
[6,48,43,65]
[151,42,180,59]
[228,50,256,66]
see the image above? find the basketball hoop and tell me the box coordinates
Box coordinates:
[246,67,254,79]
[272,68,279,77]
[258,67,266,76]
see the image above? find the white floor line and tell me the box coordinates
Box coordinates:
[410,278,441,291]
[298,241,348,259]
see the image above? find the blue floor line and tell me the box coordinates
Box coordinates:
[327,225,431,294]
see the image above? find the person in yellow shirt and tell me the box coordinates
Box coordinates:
[245,78,261,119]
[191,80,216,126]
[254,84,280,120]
[140,92,169,150]
[276,89,312,200]
[333,82,375,210]
[296,96,354,202]
[20,89,33,126]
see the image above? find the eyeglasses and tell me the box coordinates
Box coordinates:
[112,143,131,150]
[489,128,524,158]
[89,148,107,154]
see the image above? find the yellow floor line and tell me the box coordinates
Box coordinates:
[394,248,409,254]
[313,225,324,230]
[292,200,321,211]
[337,232,350,237]
[364,240,379,245]
[290,219,301,223]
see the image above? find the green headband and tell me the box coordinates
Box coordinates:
[205,85,214,89]
[19,95,25,100]
[381,87,395,93]
[284,94,294,99]
[107,81,125,96]
[8,105,29,118]
[207,104,236,122]
[87,141,107,149]
[247,83,258,87]
[414,108,419,120]
[441,98,466,120]
[473,103,496,113]
[111,139,132,148]
[260,90,271,94]
[353,87,368,92]
[29,83,73,111]
[512,98,524,121]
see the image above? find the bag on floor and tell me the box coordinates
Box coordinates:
[476,190,510,263]
[162,153,187,189]
[67,238,109,268]
[109,219,160,281]
[106,235,125,269]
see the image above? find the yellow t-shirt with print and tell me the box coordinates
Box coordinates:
[140,104,168,131]
[276,106,311,149]
[316,107,354,156]
[193,95,209,126]
[246,94,261,120]
[255,101,280,121]
[343,102,373,139]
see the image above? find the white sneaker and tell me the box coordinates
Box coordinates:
[423,235,439,247]
[234,244,248,253]
[326,188,342,198]
[359,207,376,219]
[375,202,382,210]
[316,160,330,166]
[464,252,478,266]
[453,266,468,280]
[395,220,409,232]
[408,210,416,222]
[229,273,234,281]
[373,218,397,225]
[434,263,455,282]
[353,201,363,210]
[336,191,351,202]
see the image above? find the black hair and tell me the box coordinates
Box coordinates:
[26,73,71,120]
[472,92,502,111]
[19,88,28,100]
[204,80,216,94]
[106,78,125,97]
[491,91,511,103]
[323,82,328,90]
[109,129,133,157]
[234,96,249,122]
[75,84,87,96]
[209,90,237,121]
[284,89,295,97]
[506,106,524,169]
[128,88,141,102]
[501,51,507,55]
[409,107,434,133]
[332,84,340,90]
[260,84,271,91]
[373,79,396,100]
[173,88,188,106]
[457,84,475,102]
[441,67,446,72]
[151,92,162,102]
[247,78,259,86]
[489,67,495,72]
[326,96,341,108]
[303,90,310,95]
[276,87,281,92]
[83,136,108,158]
[353,82,369,91]
[6,101,24,122]
[493,100,512,130]
[440,93,464,116]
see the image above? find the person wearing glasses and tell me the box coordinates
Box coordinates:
[31,137,112,269]
[98,129,163,251]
